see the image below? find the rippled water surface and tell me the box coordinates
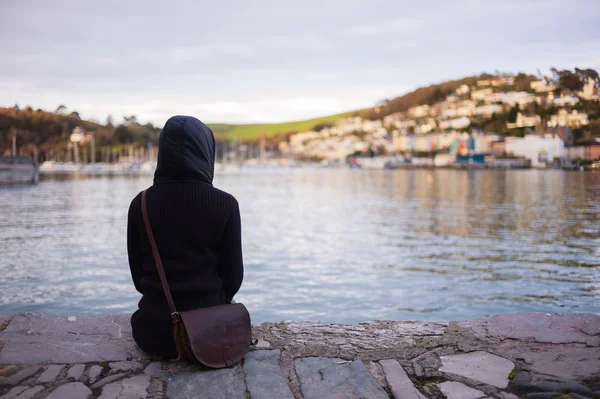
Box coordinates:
[1,169,599,323]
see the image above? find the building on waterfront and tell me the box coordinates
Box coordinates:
[490,139,506,154]
[565,145,600,161]
[505,134,565,168]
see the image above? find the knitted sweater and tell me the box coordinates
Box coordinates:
[127,116,243,358]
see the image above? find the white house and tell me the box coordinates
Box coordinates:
[548,109,589,128]
[530,78,556,93]
[408,105,430,118]
[506,134,565,168]
[579,77,599,100]
[439,117,471,130]
[471,88,493,101]
[553,95,580,106]
[455,84,470,95]
[506,113,541,129]
[500,91,537,107]
[474,104,503,116]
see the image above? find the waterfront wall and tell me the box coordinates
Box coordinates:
[0,312,599,398]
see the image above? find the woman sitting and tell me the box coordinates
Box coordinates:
[127,115,243,358]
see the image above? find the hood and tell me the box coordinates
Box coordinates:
[153,115,216,185]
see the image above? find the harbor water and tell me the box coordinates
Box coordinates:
[1,168,599,323]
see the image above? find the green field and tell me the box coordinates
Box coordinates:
[208,111,359,140]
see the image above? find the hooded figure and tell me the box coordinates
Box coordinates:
[127,115,243,358]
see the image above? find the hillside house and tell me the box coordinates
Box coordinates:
[579,77,599,100]
[506,113,541,129]
[474,104,503,116]
[530,78,556,93]
[408,105,430,118]
[548,109,589,128]
[471,88,493,101]
[439,117,471,130]
[552,95,580,106]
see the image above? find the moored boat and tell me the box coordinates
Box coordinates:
[0,156,39,184]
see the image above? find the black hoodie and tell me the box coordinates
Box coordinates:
[127,115,243,358]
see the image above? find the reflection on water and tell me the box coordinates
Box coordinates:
[1,169,599,323]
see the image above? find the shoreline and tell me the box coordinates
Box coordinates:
[1,312,599,398]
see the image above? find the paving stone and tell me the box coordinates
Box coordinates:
[254,339,271,348]
[147,378,164,395]
[45,382,91,399]
[416,391,428,399]
[12,386,44,399]
[295,357,388,399]
[143,362,163,376]
[117,375,151,398]
[0,367,19,377]
[531,380,592,395]
[164,365,246,399]
[460,313,600,346]
[98,382,122,399]
[37,364,65,383]
[512,371,592,395]
[0,386,28,399]
[0,367,41,386]
[87,365,103,384]
[497,342,600,381]
[66,364,86,380]
[439,351,514,388]
[438,381,486,399]
[412,350,443,378]
[512,370,532,386]
[244,350,293,399]
[108,361,142,373]
[90,373,128,389]
[98,375,150,399]
[167,361,187,374]
[0,313,141,364]
[380,359,420,399]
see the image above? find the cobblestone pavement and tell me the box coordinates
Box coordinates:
[0,313,598,398]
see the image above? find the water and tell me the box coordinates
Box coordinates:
[1,169,599,323]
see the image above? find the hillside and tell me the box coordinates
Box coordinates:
[208,111,360,140]
[2,68,598,161]
[208,74,492,140]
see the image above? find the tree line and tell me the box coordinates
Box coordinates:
[0,105,162,161]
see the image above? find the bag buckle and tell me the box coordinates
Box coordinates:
[171,312,181,322]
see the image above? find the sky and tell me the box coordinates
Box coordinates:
[1,0,598,126]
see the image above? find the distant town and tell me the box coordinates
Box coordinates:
[280,71,600,170]
[1,68,600,175]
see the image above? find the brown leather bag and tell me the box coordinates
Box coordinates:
[141,189,253,367]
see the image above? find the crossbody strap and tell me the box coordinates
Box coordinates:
[141,189,178,317]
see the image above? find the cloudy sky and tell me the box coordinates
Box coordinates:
[1,0,598,126]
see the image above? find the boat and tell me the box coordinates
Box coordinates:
[0,156,39,184]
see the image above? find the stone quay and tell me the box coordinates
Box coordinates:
[0,312,599,399]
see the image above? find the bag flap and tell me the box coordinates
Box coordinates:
[179,303,252,368]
